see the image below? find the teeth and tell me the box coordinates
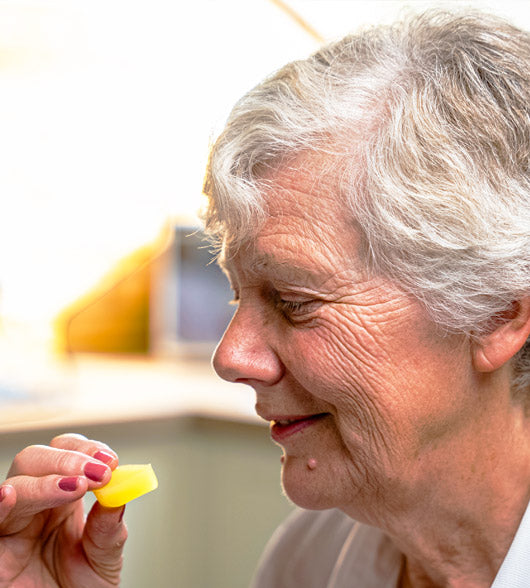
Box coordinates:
[275,419,296,426]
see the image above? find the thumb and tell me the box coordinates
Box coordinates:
[82,501,127,583]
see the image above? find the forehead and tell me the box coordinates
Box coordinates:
[221,159,365,283]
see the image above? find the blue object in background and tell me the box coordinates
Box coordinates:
[175,228,235,343]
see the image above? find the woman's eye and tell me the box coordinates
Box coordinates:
[274,294,321,320]
[278,299,308,314]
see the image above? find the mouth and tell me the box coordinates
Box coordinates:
[269,413,329,442]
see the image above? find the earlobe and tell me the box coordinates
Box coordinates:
[472,297,530,373]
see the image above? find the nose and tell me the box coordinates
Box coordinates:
[212,304,284,387]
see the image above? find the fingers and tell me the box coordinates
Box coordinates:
[9,445,113,488]
[5,474,88,516]
[0,474,89,535]
[1,433,121,536]
[50,433,119,468]
[8,432,119,488]
[82,501,128,583]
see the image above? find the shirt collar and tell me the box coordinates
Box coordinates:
[491,498,530,588]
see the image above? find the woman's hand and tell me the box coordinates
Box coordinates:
[0,433,127,587]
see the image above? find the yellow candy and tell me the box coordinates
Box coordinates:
[93,464,158,507]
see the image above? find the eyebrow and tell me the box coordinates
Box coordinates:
[221,251,335,290]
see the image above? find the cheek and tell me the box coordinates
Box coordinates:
[281,307,473,460]
[284,313,405,447]
[287,309,397,405]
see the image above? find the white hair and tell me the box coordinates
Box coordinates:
[203,10,530,403]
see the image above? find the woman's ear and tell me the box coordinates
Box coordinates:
[473,297,530,373]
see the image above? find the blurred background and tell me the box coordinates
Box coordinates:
[0,0,528,586]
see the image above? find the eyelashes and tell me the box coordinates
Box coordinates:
[228,287,322,323]
[273,292,324,323]
[275,298,312,316]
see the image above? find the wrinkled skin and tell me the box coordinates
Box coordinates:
[0,433,127,587]
[212,160,530,587]
[213,163,474,519]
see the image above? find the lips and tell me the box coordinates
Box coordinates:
[270,413,329,442]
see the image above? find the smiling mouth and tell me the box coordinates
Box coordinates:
[270,413,329,442]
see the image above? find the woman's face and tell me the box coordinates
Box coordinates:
[212,162,476,523]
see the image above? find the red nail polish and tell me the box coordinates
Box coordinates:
[93,450,114,465]
[59,477,79,492]
[84,462,108,482]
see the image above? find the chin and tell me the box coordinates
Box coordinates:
[280,457,340,511]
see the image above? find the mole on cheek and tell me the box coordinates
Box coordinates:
[307,458,317,470]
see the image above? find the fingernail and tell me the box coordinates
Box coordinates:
[84,462,108,482]
[119,505,126,523]
[0,486,7,501]
[93,450,114,465]
[59,477,79,492]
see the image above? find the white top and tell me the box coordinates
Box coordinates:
[252,501,530,588]
[251,509,402,588]
[491,499,530,588]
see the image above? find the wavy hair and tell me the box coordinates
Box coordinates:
[203,10,530,402]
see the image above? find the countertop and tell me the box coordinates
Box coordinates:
[0,353,260,433]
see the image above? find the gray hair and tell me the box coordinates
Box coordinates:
[203,10,530,402]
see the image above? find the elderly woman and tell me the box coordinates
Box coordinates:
[204,10,530,588]
[0,9,528,588]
